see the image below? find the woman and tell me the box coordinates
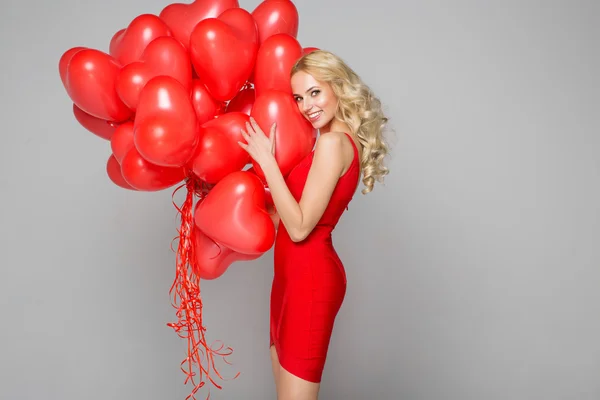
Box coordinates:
[238,49,390,399]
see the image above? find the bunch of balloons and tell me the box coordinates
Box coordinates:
[58,0,319,398]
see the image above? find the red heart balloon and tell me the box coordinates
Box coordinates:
[64,49,133,122]
[303,46,320,55]
[188,112,250,184]
[109,29,125,56]
[72,104,120,141]
[59,47,86,91]
[110,14,172,66]
[159,0,240,49]
[110,121,135,163]
[251,0,299,44]
[226,86,255,115]
[250,89,316,178]
[218,6,259,39]
[192,226,260,280]
[253,33,303,97]
[246,166,274,208]
[116,36,192,111]
[134,75,199,167]
[189,7,258,101]
[121,146,186,191]
[190,79,225,125]
[194,170,275,254]
[106,154,137,190]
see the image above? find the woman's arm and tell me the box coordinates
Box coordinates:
[260,133,345,242]
[238,118,346,242]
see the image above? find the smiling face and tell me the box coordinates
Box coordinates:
[291,70,338,130]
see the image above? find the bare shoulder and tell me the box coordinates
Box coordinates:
[313,132,343,158]
[315,131,355,152]
[313,131,356,176]
[315,131,342,145]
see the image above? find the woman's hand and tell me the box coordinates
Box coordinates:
[238,117,276,169]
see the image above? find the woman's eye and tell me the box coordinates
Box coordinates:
[311,90,320,96]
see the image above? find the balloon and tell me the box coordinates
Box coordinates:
[246,166,274,208]
[250,89,316,178]
[116,36,192,111]
[64,48,132,122]
[134,75,199,167]
[59,47,86,90]
[109,14,172,66]
[121,146,186,191]
[106,154,137,190]
[72,104,119,140]
[159,0,240,50]
[192,227,260,280]
[109,29,125,56]
[303,46,319,55]
[190,79,224,125]
[253,33,302,97]
[189,7,258,101]
[245,165,266,184]
[189,112,250,184]
[194,170,275,254]
[110,121,135,163]
[226,86,255,115]
[251,0,299,44]
[264,186,274,209]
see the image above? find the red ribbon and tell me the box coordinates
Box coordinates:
[167,173,240,400]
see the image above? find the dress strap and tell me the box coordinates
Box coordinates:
[340,132,360,181]
[342,132,359,168]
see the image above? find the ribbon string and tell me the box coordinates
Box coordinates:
[167,174,240,400]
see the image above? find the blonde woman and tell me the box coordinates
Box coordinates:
[239,49,390,399]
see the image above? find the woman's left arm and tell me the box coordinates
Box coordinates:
[239,118,345,242]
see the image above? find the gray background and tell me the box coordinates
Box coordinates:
[1,0,599,399]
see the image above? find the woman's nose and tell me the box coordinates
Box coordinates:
[303,99,312,112]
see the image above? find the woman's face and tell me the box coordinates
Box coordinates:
[291,71,338,130]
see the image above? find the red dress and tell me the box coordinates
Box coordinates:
[270,132,361,383]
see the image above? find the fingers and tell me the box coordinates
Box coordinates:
[269,123,276,153]
[270,124,276,142]
[239,128,251,152]
[249,117,261,133]
[240,117,276,158]
[245,122,254,136]
[240,129,250,142]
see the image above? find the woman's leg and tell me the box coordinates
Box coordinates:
[277,366,320,400]
[270,345,281,395]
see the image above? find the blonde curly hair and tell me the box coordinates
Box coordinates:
[290,49,390,194]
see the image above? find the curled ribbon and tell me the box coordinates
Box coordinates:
[168,173,240,400]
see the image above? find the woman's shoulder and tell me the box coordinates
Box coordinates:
[320,131,361,159]
[315,131,354,147]
[314,131,351,157]
[314,131,360,173]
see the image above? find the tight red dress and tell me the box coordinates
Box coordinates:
[270,132,361,383]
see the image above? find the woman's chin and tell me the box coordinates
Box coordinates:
[310,117,330,130]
